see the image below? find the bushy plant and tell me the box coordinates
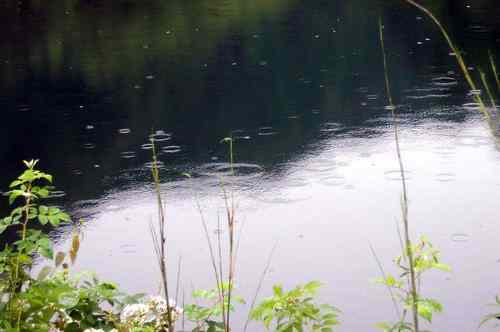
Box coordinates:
[0,160,126,331]
[0,160,180,332]
[375,237,450,332]
[184,283,244,332]
[250,281,339,332]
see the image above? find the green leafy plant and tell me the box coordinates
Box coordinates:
[0,160,128,332]
[375,237,450,332]
[184,283,244,332]
[0,160,71,327]
[250,281,339,332]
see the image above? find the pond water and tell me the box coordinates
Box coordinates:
[1,0,500,331]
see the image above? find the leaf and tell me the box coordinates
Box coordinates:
[58,212,71,223]
[37,266,53,280]
[48,215,60,227]
[38,214,49,225]
[432,263,451,272]
[418,303,433,322]
[48,207,61,215]
[9,180,22,188]
[58,291,80,308]
[38,188,49,198]
[0,217,13,234]
[37,237,54,259]
[8,190,25,205]
[55,252,66,267]
[69,233,81,264]
[39,205,49,214]
[273,284,283,296]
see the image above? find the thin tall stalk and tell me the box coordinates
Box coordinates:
[175,255,183,304]
[369,243,401,320]
[149,139,174,331]
[479,68,496,109]
[220,136,237,332]
[401,0,491,119]
[379,17,420,332]
[243,243,278,332]
[488,50,500,93]
[196,199,225,310]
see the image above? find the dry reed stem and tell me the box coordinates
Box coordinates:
[243,243,278,332]
[150,140,174,331]
[480,68,497,109]
[379,17,420,332]
[489,50,500,92]
[401,0,491,119]
[369,243,402,320]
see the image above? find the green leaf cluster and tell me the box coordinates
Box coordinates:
[375,237,450,331]
[0,160,128,332]
[250,281,339,332]
[184,282,244,332]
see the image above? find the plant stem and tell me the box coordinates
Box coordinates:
[378,17,420,332]
[489,50,500,92]
[401,0,490,119]
[480,68,497,109]
[150,140,174,331]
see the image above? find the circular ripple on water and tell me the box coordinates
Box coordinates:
[451,233,469,242]
[431,76,458,87]
[462,103,482,111]
[118,128,131,134]
[406,93,452,100]
[120,151,137,159]
[466,24,491,34]
[254,191,312,205]
[143,161,165,169]
[283,178,310,188]
[384,170,413,181]
[161,145,182,154]
[197,162,264,180]
[258,126,278,136]
[318,175,346,187]
[319,122,343,133]
[149,130,172,142]
[47,191,66,199]
[231,129,252,141]
[435,172,456,182]
[304,162,337,173]
[456,135,490,147]
[82,143,96,150]
[141,143,154,150]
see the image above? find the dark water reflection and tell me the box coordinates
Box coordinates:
[1,0,500,331]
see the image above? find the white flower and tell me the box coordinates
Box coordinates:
[120,303,150,325]
[120,295,184,328]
